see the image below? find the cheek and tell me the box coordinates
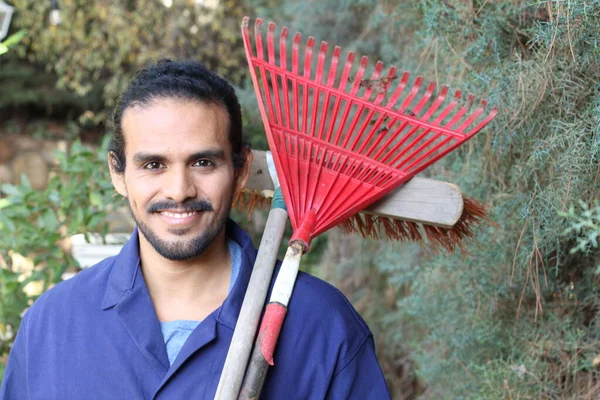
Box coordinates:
[125,174,158,210]
[199,173,235,204]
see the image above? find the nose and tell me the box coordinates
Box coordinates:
[164,166,197,203]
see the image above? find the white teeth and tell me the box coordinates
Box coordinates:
[161,211,196,218]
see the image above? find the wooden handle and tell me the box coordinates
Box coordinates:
[214,207,288,400]
[246,150,463,228]
[237,342,270,400]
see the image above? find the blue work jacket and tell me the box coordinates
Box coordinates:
[1,220,391,399]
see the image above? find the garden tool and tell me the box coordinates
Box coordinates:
[219,17,497,399]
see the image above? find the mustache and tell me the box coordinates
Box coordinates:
[147,200,213,213]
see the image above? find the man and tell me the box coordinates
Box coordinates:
[0,60,391,399]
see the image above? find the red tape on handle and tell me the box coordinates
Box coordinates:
[258,302,287,366]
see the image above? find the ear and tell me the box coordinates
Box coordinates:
[233,148,253,197]
[108,152,127,198]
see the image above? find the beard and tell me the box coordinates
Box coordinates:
[128,195,232,262]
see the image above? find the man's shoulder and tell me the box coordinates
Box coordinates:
[285,270,372,342]
[269,269,379,390]
[26,256,116,319]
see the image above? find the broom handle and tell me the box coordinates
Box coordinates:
[238,243,304,399]
[214,156,287,400]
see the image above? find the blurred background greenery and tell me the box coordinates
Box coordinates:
[1,0,600,398]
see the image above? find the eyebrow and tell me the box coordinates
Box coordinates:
[132,149,227,165]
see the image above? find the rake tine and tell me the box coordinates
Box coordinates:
[283,135,298,228]
[315,41,327,84]
[279,27,291,130]
[317,45,340,141]
[447,94,475,131]
[454,98,486,133]
[305,144,327,219]
[350,55,368,96]
[340,56,369,148]
[421,84,450,121]
[412,81,437,115]
[431,90,462,125]
[254,21,277,126]
[301,36,314,134]
[292,32,301,132]
[309,41,327,139]
[267,23,283,126]
[360,60,384,100]
[328,51,355,144]
[241,17,253,57]
[385,71,410,109]
[398,75,423,114]
[320,47,343,142]
[467,106,498,136]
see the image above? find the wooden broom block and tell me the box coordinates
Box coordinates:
[245,150,463,229]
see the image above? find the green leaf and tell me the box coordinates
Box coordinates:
[0,44,8,56]
[0,198,12,210]
[0,184,22,198]
[89,192,103,208]
[41,209,58,232]
[76,207,84,226]
[2,30,26,47]
[20,174,31,189]
[0,214,16,232]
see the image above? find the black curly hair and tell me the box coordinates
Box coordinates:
[109,59,248,173]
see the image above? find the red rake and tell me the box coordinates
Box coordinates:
[234,17,496,398]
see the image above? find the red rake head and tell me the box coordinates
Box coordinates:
[241,17,497,248]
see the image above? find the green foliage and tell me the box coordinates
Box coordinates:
[562,201,600,258]
[0,30,26,55]
[251,0,600,397]
[1,0,599,397]
[2,0,250,122]
[0,137,120,380]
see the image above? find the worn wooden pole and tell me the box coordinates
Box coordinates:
[245,151,463,228]
[215,153,287,400]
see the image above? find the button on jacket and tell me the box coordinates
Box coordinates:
[1,220,391,399]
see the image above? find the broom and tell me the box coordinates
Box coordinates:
[223,17,496,399]
[239,149,488,249]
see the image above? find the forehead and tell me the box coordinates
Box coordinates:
[121,98,231,158]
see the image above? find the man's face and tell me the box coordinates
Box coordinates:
[110,98,248,261]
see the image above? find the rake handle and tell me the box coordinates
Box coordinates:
[238,303,286,399]
[238,243,304,399]
[214,206,288,400]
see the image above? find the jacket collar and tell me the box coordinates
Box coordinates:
[101,219,258,326]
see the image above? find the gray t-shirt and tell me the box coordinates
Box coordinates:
[160,238,242,366]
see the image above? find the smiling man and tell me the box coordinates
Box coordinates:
[0,60,391,399]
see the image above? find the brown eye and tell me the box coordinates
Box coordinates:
[143,161,163,170]
[194,159,215,168]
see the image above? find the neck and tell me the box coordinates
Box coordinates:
[138,230,231,322]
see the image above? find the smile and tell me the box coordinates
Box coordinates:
[159,211,198,218]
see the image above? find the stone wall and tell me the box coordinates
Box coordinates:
[0,134,67,190]
[0,134,135,233]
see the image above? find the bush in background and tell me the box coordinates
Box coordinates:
[253,0,600,397]
[0,137,120,379]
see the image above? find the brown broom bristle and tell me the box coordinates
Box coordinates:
[233,190,491,253]
[232,189,272,220]
[339,196,490,253]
